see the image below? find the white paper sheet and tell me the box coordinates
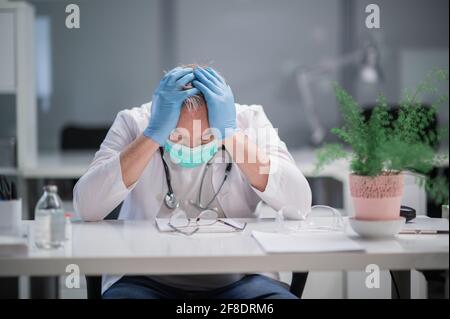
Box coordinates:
[251,230,364,253]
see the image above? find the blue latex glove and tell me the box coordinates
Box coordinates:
[193,67,237,140]
[144,67,200,145]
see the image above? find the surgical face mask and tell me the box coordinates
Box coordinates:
[164,140,219,168]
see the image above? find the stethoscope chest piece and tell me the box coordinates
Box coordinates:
[164,192,179,209]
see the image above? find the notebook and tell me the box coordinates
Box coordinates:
[400,216,449,234]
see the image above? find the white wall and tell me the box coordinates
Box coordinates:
[174,0,343,147]
[27,0,449,151]
[29,0,343,150]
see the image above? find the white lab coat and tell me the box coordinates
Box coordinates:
[73,102,312,293]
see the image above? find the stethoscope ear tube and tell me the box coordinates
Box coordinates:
[160,147,178,209]
[159,147,173,192]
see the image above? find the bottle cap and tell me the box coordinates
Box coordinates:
[43,185,58,193]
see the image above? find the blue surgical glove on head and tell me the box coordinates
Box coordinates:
[144,67,200,145]
[193,67,237,140]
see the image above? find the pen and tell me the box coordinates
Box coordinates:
[400,230,449,234]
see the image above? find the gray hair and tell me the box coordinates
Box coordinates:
[179,63,211,112]
[182,82,205,111]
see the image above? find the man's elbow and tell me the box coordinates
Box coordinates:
[289,168,312,212]
[73,181,103,222]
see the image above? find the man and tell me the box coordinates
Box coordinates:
[73,65,312,299]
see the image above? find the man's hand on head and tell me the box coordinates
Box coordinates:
[193,67,237,141]
[143,67,200,146]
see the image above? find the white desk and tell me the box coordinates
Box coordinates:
[17,150,316,179]
[20,151,94,179]
[15,147,449,179]
[18,149,331,179]
[0,219,447,277]
[5,148,448,298]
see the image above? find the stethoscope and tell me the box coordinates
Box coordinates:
[159,145,233,210]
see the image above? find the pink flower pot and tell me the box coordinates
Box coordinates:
[349,173,404,220]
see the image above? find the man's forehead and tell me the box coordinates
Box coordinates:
[177,103,208,125]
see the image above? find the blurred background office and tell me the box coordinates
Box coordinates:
[1,0,448,151]
[0,0,448,299]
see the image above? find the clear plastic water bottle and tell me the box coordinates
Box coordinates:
[34,185,65,249]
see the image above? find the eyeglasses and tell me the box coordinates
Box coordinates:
[276,205,345,232]
[168,209,247,236]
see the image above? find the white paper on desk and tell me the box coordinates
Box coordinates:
[401,216,449,234]
[252,231,364,253]
[155,218,238,233]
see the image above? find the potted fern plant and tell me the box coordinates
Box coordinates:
[315,69,449,221]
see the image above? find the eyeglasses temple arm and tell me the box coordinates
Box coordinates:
[218,219,247,231]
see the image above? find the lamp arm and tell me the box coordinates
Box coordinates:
[295,49,364,145]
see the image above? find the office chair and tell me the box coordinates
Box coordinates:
[56,125,110,200]
[61,125,109,151]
